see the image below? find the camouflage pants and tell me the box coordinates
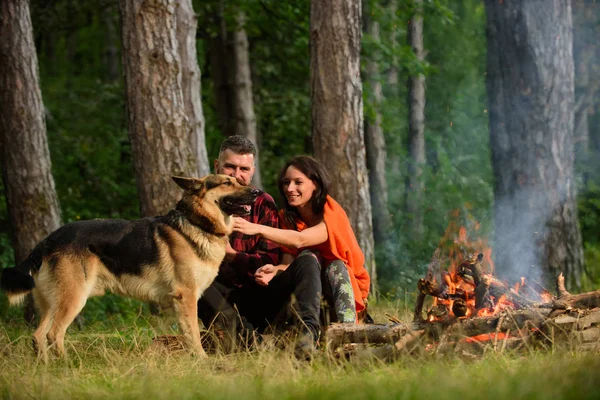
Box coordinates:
[300,250,357,323]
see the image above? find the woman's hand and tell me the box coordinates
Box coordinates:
[254,264,277,286]
[232,217,263,236]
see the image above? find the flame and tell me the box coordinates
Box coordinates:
[425,210,551,322]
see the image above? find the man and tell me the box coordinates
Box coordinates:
[197,135,280,350]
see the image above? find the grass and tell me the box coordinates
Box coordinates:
[1,303,600,399]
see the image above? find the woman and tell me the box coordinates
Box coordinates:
[233,155,370,328]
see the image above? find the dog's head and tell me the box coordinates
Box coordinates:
[173,174,259,235]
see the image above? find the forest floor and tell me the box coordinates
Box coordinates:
[1,301,599,399]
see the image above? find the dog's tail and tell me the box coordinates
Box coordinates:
[1,248,41,306]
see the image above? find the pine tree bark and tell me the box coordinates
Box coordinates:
[209,5,234,138]
[0,0,62,263]
[102,2,120,82]
[228,11,262,189]
[484,0,584,289]
[208,6,262,188]
[120,0,200,217]
[405,0,426,238]
[363,1,391,246]
[311,0,377,292]
[176,0,210,177]
[1,0,63,324]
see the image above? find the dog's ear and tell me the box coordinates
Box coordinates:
[172,176,204,192]
[203,174,223,190]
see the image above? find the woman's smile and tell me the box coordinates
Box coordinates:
[283,166,317,209]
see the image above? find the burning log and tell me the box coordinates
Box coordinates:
[440,308,551,339]
[452,298,468,317]
[414,249,442,322]
[417,278,469,300]
[418,278,445,298]
[458,253,493,310]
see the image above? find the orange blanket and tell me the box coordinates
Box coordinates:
[285,195,370,312]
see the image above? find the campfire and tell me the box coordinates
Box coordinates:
[325,219,600,358]
[413,218,554,324]
[415,251,555,323]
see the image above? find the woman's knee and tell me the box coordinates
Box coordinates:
[292,252,321,274]
[324,259,346,274]
[324,260,351,284]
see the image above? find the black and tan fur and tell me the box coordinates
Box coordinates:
[0,174,258,358]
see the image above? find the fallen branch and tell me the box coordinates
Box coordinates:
[324,323,413,349]
[552,273,600,311]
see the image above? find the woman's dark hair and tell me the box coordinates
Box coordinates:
[278,155,330,229]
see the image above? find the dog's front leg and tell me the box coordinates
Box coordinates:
[172,289,206,357]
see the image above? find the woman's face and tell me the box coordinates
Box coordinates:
[282,166,317,210]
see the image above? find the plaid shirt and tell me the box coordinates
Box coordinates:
[218,189,280,287]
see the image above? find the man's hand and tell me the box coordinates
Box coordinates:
[254,264,277,286]
[233,216,263,236]
[223,241,237,263]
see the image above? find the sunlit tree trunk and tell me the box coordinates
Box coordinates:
[176,0,210,177]
[485,0,584,289]
[0,0,62,323]
[363,1,390,246]
[405,0,426,237]
[120,0,200,217]
[311,0,377,293]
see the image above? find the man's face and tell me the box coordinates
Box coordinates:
[214,149,255,186]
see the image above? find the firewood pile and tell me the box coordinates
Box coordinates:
[324,248,600,359]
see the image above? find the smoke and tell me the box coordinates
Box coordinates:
[492,174,578,285]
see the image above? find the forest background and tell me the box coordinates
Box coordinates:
[0,0,599,323]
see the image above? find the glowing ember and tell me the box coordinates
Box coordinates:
[463,332,509,343]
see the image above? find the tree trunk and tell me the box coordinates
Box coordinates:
[363,1,391,246]
[311,0,377,292]
[208,6,262,188]
[405,0,426,238]
[208,5,234,138]
[176,0,210,177]
[385,0,399,86]
[66,0,78,83]
[0,0,62,263]
[484,0,584,289]
[102,2,120,82]
[119,0,200,217]
[228,11,262,189]
[572,0,599,162]
[0,0,63,325]
[385,0,402,181]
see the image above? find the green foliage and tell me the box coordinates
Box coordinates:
[369,0,494,297]
[44,80,138,222]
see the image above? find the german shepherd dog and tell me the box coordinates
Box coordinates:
[0,174,258,358]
